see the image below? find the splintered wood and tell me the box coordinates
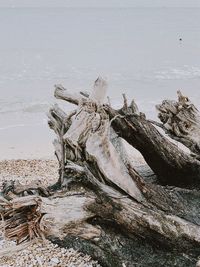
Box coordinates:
[0,196,43,244]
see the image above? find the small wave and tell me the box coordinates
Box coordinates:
[22,102,50,113]
[0,121,46,131]
[154,66,200,80]
[0,124,25,130]
[0,101,50,114]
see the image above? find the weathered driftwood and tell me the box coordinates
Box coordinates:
[106,104,200,187]
[1,78,200,267]
[1,168,200,266]
[156,90,200,156]
[54,81,200,187]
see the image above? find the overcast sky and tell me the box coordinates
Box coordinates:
[1,0,200,8]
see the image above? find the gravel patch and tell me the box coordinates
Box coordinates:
[0,238,100,267]
[0,159,59,187]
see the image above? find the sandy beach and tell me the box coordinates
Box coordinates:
[0,159,101,267]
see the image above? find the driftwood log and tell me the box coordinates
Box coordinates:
[1,78,200,267]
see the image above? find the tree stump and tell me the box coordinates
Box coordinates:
[1,78,200,267]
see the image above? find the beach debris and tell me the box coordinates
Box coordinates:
[1,78,200,266]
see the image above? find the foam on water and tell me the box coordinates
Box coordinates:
[154,65,200,80]
[0,101,50,114]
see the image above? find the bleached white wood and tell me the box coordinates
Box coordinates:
[89,77,108,104]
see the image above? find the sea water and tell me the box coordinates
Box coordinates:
[0,7,200,159]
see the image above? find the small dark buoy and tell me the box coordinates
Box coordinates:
[179,38,182,41]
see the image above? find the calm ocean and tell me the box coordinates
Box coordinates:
[0,7,200,158]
